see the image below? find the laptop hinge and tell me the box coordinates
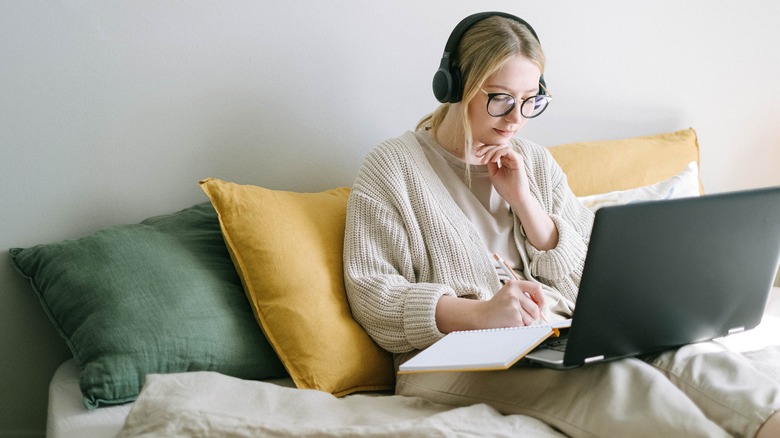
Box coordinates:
[728,326,746,335]
[584,355,605,364]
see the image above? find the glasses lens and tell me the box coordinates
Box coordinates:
[520,96,550,118]
[487,94,515,117]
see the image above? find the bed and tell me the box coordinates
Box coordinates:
[10,129,780,436]
[49,292,780,437]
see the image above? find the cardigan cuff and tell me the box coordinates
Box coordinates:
[401,284,453,350]
[526,214,588,282]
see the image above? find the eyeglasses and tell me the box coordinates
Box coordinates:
[480,84,552,119]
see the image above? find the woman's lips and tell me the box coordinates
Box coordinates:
[494,128,515,137]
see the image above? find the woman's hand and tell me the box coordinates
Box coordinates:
[475,143,530,206]
[475,142,560,251]
[435,280,546,333]
[477,279,546,328]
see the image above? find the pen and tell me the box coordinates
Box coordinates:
[492,253,551,327]
[494,253,518,282]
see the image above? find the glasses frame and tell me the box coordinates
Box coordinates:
[480,83,552,119]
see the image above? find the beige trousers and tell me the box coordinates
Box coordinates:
[396,342,780,437]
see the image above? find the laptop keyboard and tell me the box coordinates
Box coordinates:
[544,337,568,352]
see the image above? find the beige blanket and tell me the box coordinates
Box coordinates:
[118,315,780,437]
[116,371,565,437]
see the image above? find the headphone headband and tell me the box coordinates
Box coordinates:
[432,11,545,104]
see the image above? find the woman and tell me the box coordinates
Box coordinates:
[343,12,780,437]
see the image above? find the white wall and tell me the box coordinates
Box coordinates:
[2,1,779,434]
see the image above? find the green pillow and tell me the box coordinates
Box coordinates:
[9,202,288,409]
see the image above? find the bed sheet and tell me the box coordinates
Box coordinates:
[47,359,297,438]
[47,360,131,438]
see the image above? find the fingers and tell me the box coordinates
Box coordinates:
[475,144,513,166]
[505,279,544,307]
[500,280,546,326]
[524,283,546,308]
[514,293,537,325]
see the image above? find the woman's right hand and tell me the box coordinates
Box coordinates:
[477,279,546,328]
[435,280,546,333]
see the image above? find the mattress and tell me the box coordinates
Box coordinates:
[47,360,131,438]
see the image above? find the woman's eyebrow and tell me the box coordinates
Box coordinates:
[483,84,540,95]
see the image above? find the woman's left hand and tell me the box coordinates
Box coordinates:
[475,142,559,250]
[475,143,530,205]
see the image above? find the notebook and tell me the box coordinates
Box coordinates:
[398,320,571,373]
[400,186,780,373]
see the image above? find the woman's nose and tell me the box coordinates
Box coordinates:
[503,105,523,123]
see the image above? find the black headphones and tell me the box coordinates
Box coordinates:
[432,11,546,104]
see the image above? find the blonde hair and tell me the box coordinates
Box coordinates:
[417,16,546,157]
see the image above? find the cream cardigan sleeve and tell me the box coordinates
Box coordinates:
[343,186,453,353]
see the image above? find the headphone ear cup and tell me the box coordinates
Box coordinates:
[432,68,452,103]
[432,63,462,103]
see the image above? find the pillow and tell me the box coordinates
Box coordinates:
[199,178,395,397]
[578,161,700,212]
[9,202,287,409]
[548,128,702,196]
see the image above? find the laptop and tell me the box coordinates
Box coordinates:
[524,185,780,369]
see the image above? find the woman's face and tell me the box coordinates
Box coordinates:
[467,54,542,148]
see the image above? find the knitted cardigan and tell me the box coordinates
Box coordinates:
[343,131,594,353]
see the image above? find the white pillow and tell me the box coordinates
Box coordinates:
[578,161,700,212]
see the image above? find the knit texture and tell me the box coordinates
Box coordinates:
[344,131,594,353]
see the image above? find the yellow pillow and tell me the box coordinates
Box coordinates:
[548,128,702,196]
[199,178,394,396]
